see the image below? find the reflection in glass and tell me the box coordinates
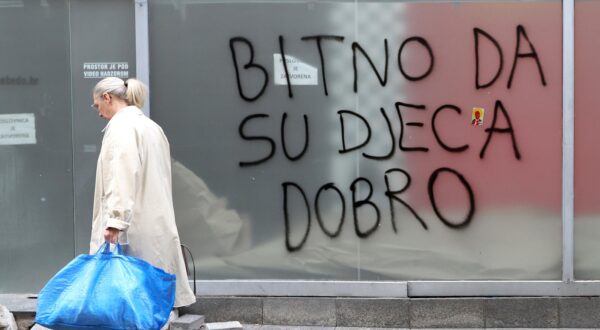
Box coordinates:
[151,0,562,280]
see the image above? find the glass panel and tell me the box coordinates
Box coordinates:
[574,0,600,279]
[0,1,74,292]
[354,1,562,280]
[150,0,562,280]
[70,0,136,255]
[0,0,136,293]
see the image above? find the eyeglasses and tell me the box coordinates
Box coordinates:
[90,93,110,111]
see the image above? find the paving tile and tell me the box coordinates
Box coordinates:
[410,298,484,328]
[181,297,262,324]
[559,297,600,328]
[263,298,336,326]
[485,298,558,328]
[336,298,409,328]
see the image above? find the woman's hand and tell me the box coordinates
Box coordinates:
[104,227,120,244]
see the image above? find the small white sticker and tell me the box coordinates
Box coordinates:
[83,144,98,153]
[273,54,318,86]
[83,62,129,79]
[0,113,36,145]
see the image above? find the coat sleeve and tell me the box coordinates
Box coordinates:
[101,123,142,231]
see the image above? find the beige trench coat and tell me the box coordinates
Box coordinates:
[89,106,196,308]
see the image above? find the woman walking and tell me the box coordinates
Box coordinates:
[89,77,196,313]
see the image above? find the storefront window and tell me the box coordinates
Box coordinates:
[0,0,136,293]
[150,0,563,280]
[0,1,73,292]
[574,0,600,280]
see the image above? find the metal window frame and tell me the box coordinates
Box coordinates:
[562,0,575,284]
[134,0,150,116]
[133,0,586,297]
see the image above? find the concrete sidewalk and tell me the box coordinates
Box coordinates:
[181,296,600,328]
[5,294,600,329]
[243,327,596,330]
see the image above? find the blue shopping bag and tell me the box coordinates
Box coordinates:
[35,243,176,330]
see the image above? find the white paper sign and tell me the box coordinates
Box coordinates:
[0,113,36,145]
[273,54,318,86]
[83,62,129,79]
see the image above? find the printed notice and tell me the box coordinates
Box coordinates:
[0,113,36,145]
[273,54,318,86]
[83,62,129,79]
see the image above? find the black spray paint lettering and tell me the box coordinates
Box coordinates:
[239,112,309,166]
[507,24,546,89]
[335,100,515,160]
[398,36,435,81]
[314,183,345,238]
[281,113,309,161]
[282,167,475,252]
[337,110,372,154]
[384,168,428,232]
[228,26,538,252]
[428,167,475,229]
[230,35,434,100]
[230,26,545,100]
[362,108,395,160]
[238,114,275,167]
[474,27,504,89]
[479,100,521,160]
[350,177,381,238]
[473,25,546,89]
[282,182,311,252]
[229,37,269,102]
[301,35,345,96]
[396,101,429,153]
[239,99,515,252]
[278,35,293,98]
[432,104,470,153]
[352,39,389,93]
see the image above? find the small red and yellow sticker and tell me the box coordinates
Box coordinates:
[472,107,484,126]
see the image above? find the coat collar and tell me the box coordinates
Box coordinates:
[101,106,143,133]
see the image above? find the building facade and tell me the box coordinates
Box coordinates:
[1,0,599,304]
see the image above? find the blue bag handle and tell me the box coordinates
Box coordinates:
[96,242,123,255]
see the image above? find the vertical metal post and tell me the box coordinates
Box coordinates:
[562,0,575,283]
[134,0,150,116]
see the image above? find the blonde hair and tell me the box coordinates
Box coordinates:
[93,77,148,109]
